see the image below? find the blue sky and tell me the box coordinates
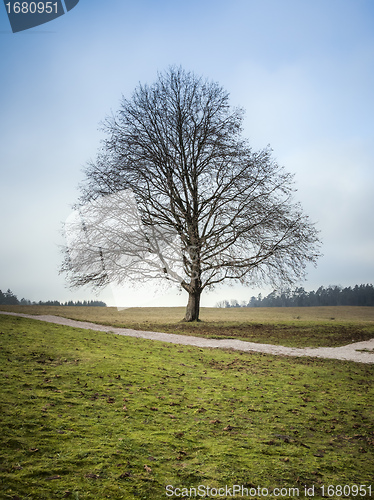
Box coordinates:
[1,0,373,307]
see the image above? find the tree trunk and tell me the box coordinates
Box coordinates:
[183,289,201,322]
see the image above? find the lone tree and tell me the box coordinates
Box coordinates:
[61,67,321,321]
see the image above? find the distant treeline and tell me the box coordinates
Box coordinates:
[0,289,106,307]
[216,284,374,308]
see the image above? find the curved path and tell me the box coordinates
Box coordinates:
[1,311,374,364]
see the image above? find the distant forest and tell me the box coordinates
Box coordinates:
[216,284,374,308]
[0,289,107,307]
[2,284,374,308]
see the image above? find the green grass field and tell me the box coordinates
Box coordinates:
[1,305,374,348]
[0,311,373,499]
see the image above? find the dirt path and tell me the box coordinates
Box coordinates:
[1,311,374,364]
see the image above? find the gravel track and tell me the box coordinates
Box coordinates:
[1,311,374,364]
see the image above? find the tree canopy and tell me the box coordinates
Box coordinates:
[61,67,321,321]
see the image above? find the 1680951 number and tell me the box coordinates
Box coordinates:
[5,2,59,14]
[320,485,372,497]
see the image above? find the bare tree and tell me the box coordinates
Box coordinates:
[61,67,321,321]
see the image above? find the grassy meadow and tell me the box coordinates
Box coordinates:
[0,310,373,499]
[1,304,374,348]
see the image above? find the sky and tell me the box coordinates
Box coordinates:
[0,0,373,308]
